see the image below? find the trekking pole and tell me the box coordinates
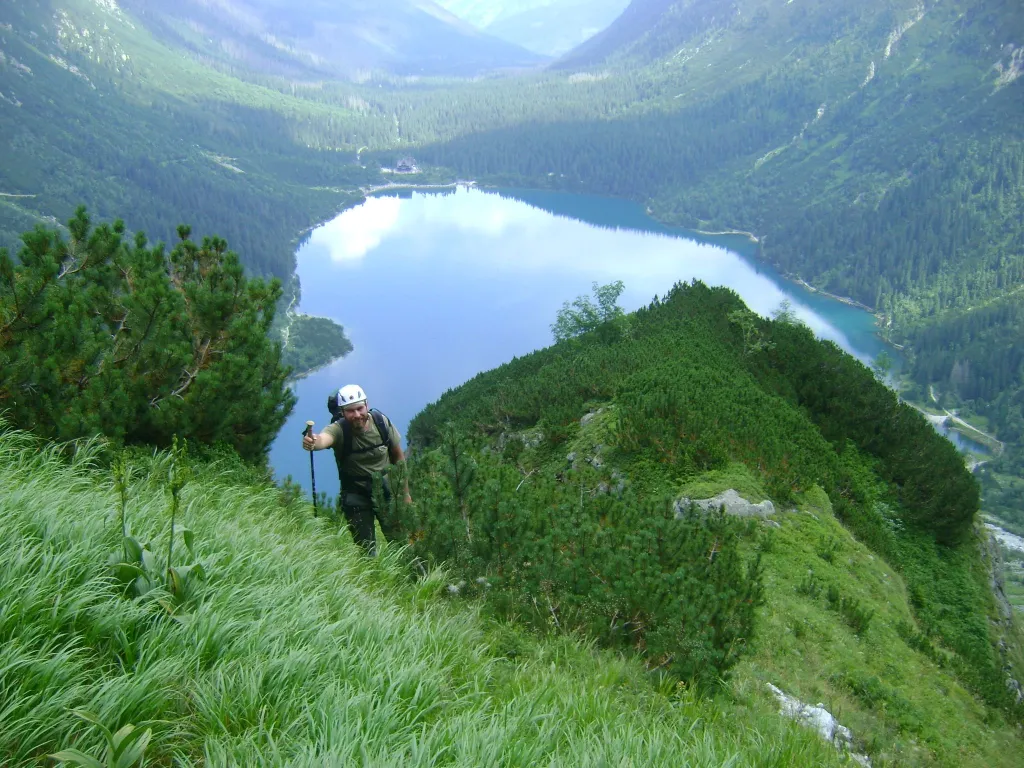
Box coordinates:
[302,420,318,517]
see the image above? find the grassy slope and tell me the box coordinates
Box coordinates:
[5,423,1016,767]
[0,423,847,767]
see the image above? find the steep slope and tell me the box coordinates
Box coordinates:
[3,271,1024,764]
[121,0,546,79]
[0,0,385,277]
[0,422,850,766]
[552,0,687,68]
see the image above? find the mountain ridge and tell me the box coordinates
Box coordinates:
[120,0,546,79]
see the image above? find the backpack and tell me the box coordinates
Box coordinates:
[326,392,393,469]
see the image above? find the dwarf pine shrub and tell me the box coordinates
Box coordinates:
[826,584,874,636]
[398,436,764,689]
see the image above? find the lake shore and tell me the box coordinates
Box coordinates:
[905,400,1004,455]
[361,179,478,196]
[788,276,876,313]
[287,354,346,384]
[692,227,760,243]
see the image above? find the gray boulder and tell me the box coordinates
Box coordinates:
[674,489,776,519]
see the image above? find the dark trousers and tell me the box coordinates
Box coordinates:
[341,476,400,555]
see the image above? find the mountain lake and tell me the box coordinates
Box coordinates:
[269,186,987,498]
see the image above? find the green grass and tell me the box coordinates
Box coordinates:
[735,487,1023,766]
[1,422,852,767]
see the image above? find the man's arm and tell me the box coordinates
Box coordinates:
[388,441,413,503]
[302,429,336,451]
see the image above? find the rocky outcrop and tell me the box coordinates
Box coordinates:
[984,527,1024,705]
[674,488,775,519]
[767,683,871,767]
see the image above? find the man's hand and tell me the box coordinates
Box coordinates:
[402,493,413,505]
[302,432,317,451]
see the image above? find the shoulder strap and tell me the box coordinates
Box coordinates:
[340,418,353,460]
[336,410,391,463]
[371,410,393,451]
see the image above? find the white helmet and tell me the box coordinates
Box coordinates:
[336,384,367,409]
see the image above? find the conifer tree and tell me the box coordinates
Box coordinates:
[0,207,294,461]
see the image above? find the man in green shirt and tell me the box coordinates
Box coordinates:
[302,384,412,554]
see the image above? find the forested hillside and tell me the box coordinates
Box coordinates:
[0,0,385,279]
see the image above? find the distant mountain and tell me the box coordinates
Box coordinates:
[120,0,546,79]
[554,0,724,69]
[435,0,629,56]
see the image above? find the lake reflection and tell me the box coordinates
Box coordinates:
[268,187,892,497]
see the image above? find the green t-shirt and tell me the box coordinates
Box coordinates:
[323,411,401,478]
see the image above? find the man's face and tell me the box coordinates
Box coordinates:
[342,402,369,430]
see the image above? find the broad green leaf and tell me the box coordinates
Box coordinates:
[122,537,143,563]
[115,728,152,768]
[111,563,145,586]
[156,597,176,616]
[69,709,110,739]
[167,567,183,597]
[110,722,152,764]
[175,563,206,583]
[182,528,195,556]
[140,548,159,575]
[49,749,104,768]
[133,575,154,597]
[110,723,135,754]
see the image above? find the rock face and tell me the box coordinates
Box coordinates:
[766,683,871,767]
[984,530,1024,705]
[674,489,775,519]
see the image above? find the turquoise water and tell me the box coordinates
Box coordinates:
[268,187,980,498]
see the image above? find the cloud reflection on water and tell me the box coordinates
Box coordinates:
[304,187,858,360]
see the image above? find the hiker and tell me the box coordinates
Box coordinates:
[302,384,412,554]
